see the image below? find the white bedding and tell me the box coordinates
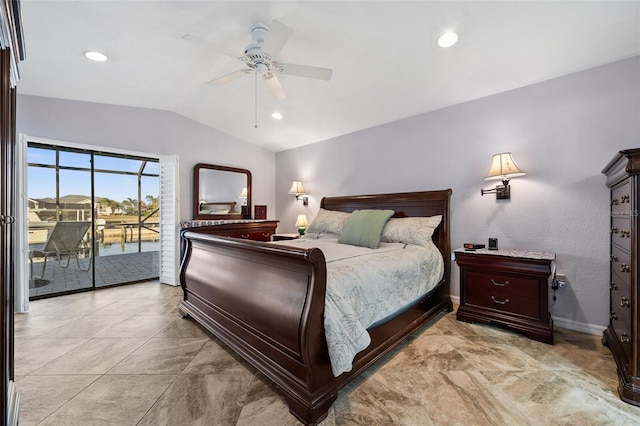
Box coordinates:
[276,234,444,376]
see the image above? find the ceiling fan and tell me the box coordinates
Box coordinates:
[182,20,333,101]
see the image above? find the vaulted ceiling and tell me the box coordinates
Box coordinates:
[17,1,640,152]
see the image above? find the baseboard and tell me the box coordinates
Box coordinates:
[551,316,606,336]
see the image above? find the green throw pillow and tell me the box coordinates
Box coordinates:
[338,209,395,249]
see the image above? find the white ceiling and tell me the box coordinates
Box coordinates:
[17,1,640,152]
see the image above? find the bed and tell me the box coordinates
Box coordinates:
[179,189,452,425]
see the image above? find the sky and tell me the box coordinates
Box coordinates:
[27,146,159,202]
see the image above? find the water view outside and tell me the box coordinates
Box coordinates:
[27,144,160,297]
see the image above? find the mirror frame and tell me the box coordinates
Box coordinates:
[193,163,252,220]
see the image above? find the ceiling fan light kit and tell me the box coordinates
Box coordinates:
[184,19,333,127]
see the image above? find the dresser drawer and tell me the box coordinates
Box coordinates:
[611,181,632,216]
[188,221,279,242]
[610,273,631,301]
[611,216,632,251]
[464,270,540,318]
[611,244,632,285]
[610,304,632,360]
[238,231,274,242]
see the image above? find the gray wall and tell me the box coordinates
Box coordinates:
[275,56,640,333]
[16,95,276,221]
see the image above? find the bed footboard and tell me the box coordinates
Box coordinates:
[179,231,337,424]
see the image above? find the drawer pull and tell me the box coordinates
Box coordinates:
[621,333,630,344]
[611,227,619,234]
[490,279,509,287]
[612,198,619,206]
[620,230,631,238]
[262,233,271,237]
[620,263,630,273]
[610,312,618,320]
[622,195,631,203]
[620,297,630,308]
[611,255,618,262]
[610,282,618,290]
[240,234,250,239]
[491,296,510,305]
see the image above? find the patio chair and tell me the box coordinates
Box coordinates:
[29,221,92,280]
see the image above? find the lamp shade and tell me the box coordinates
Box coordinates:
[484,152,526,181]
[239,187,248,198]
[295,214,309,228]
[288,180,306,195]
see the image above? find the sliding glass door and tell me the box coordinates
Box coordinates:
[26,143,159,298]
[92,155,159,287]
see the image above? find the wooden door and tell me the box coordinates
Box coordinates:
[0,1,25,423]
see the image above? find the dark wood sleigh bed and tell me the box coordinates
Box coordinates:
[178,189,453,425]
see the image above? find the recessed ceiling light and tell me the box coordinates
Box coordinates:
[83,51,108,62]
[272,112,283,120]
[437,32,458,48]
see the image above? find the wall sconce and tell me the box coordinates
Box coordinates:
[239,187,248,205]
[295,214,309,235]
[288,180,308,206]
[480,152,526,200]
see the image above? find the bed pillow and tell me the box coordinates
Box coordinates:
[381,215,442,247]
[338,209,395,249]
[305,208,351,236]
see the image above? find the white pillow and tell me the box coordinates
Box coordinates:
[305,208,351,236]
[381,215,442,247]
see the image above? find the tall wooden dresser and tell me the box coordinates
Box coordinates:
[602,148,640,406]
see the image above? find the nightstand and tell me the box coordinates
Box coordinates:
[271,233,300,242]
[454,248,556,344]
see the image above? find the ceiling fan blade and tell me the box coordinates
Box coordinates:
[181,34,240,60]
[207,69,251,86]
[279,63,333,81]
[263,74,287,100]
[261,20,294,58]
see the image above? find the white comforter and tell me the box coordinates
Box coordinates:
[277,234,444,376]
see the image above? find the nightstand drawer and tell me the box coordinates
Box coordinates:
[465,270,540,318]
[465,270,539,297]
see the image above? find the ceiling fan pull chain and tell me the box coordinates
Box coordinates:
[254,72,258,128]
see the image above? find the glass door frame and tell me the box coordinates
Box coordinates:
[26,142,160,299]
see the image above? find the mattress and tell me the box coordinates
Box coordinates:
[276,234,444,376]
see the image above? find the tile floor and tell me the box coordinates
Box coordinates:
[14,281,640,425]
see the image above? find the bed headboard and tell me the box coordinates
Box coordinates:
[320,189,452,287]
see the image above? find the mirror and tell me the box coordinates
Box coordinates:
[193,163,252,220]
